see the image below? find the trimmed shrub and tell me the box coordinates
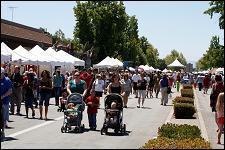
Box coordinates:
[158,123,201,139]
[174,103,196,118]
[183,84,193,89]
[140,137,211,149]
[173,96,194,105]
[181,89,194,98]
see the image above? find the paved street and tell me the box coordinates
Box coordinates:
[195,89,224,149]
[1,88,224,149]
[2,92,176,149]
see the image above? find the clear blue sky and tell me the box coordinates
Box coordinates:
[1,1,224,65]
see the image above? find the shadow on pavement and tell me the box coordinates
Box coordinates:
[126,106,136,109]
[2,136,18,142]
[103,130,132,136]
[5,126,15,129]
[141,107,152,109]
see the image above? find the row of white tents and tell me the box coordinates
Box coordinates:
[1,42,85,66]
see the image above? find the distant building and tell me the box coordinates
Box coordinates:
[185,63,193,72]
[1,19,52,50]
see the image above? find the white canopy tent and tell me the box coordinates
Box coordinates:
[111,58,123,67]
[45,47,74,73]
[162,68,169,73]
[30,45,63,66]
[167,59,185,68]
[13,45,49,65]
[1,42,12,63]
[93,56,114,68]
[216,67,224,74]
[57,50,85,66]
[45,47,72,65]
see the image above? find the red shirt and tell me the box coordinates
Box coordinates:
[203,76,211,86]
[80,73,92,88]
[86,96,99,114]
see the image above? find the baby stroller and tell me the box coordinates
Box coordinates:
[100,93,126,135]
[61,93,85,133]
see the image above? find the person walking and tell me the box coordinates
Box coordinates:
[203,74,211,94]
[85,89,100,130]
[132,71,140,98]
[153,72,161,98]
[160,74,169,106]
[108,73,125,96]
[210,74,224,129]
[196,73,204,91]
[39,70,52,120]
[67,72,87,97]
[216,92,224,144]
[1,67,12,141]
[121,73,132,108]
[92,74,105,100]
[176,72,181,92]
[148,73,155,98]
[53,69,63,106]
[23,73,35,118]
[10,66,23,115]
[137,73,148,108]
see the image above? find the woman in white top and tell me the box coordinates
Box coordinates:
[93,74,105,97]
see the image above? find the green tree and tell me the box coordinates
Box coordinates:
[204,1,224,29]
[196,36,224,70]
[164,49,187,66]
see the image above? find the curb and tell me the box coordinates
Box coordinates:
[194,90,209,141]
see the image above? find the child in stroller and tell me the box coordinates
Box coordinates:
[57,89,68,112]
[105,102,119,125]
[61,93,85,133]
[101,94,126,135]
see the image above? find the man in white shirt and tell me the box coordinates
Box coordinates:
[93,74,105,97]
[132,71,140,98]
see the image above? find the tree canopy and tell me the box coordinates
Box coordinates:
[204,1,224,29]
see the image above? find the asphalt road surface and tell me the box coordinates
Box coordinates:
[2,91,176,149]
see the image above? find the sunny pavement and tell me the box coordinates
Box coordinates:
[2,90,177,149]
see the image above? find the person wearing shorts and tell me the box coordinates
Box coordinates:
[121,73,132,108]
[137,73,147,108]
[132,72,140,98]
[93,74,105,98]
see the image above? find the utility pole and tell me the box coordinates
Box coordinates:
[8,6,18,21]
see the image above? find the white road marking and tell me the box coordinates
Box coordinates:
[165,106,174,124]
[8,116,64,138]
[194,90,209,141]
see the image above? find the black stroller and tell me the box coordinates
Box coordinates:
[61,93,85,133]
[100,93,126,135]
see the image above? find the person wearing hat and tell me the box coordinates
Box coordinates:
[1,67,12,141]
[10,66,23,115]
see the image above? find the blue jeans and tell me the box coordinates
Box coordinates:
[88,113,97,129]
[54,87,61,105]
[2,104,9,126]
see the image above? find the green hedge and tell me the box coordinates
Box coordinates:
[181,89,194,98]
[158,123,201,139]
[182,84,193,89]
[173,96,194,105]
[140,137,211,149]
[174,103,196,118]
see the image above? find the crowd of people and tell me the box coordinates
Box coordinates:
[1,65,224,143]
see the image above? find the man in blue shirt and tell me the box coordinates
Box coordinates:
[1,67,12,141]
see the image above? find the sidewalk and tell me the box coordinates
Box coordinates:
[167,87,224,149]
